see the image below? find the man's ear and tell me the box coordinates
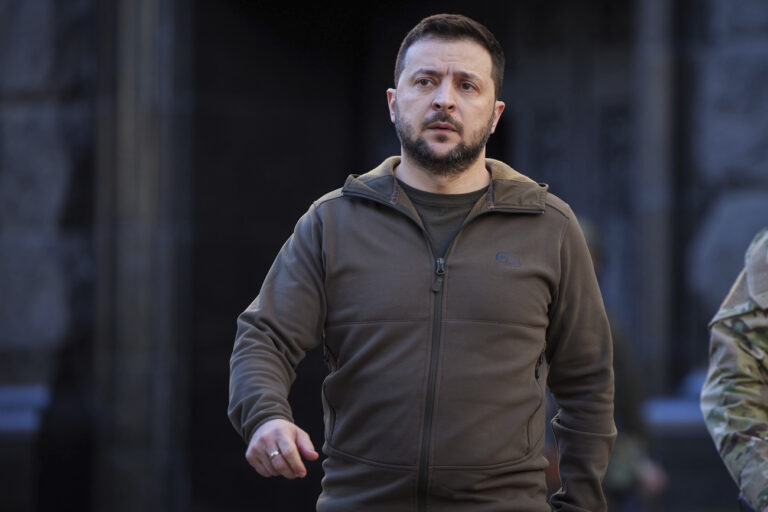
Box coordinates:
[386,88,397,123]
[490,100,505,133]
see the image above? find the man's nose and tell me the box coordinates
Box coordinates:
[432,83,456,112]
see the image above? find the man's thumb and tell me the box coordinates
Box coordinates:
[295,428,319,460]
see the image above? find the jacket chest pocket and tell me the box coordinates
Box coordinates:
[443,259,554,329]
[324,255,433,326]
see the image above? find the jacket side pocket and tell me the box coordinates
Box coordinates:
[322,342,338,443]
[527,351,546,453]
[321,379,337,443]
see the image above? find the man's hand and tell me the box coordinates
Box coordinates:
[246,418,319,479]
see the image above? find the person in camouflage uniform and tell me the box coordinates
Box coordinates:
[701,228,768,512]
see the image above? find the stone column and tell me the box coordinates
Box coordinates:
[633,0,675,392]
[93,0,191,510]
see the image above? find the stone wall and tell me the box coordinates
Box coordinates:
[0,0,95,379]
[0,0,97,510]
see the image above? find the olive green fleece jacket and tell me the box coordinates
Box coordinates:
[229,156,616,511]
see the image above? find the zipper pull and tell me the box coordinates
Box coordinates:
[431,257,446,293]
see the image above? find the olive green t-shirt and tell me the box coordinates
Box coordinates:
[397,179,489,258]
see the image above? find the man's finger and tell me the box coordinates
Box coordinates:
[296,428,319,460]
[246,445,276,477]
[259,453,278,477]
[276,437,306,478]
[252,458,271,478]
[270,452,298,480]
[264,446,284,477]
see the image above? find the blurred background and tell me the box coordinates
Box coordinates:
[1,0,767,510]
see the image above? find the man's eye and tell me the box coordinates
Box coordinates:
[416,78,431,86]
[461,82,476,91]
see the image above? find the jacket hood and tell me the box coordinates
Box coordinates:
[342,156,548,213]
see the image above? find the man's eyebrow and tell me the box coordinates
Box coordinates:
[409,67,482,81]
[454,70,481,81]
[410,67,440,77]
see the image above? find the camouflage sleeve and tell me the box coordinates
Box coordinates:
[701,306,768,511]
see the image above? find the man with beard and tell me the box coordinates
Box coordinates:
[229,14,615,512]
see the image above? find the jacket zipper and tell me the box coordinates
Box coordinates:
[417,256,446,512]
[343,190,441,511]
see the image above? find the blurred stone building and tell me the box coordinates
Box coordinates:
[0,0,766,511]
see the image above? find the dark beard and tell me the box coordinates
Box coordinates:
[395,109,494,177]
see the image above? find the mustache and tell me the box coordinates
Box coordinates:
[422,112,463,134]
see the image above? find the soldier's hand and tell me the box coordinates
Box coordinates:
[246,418,319,479]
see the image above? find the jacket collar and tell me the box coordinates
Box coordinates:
[342,156,547,214]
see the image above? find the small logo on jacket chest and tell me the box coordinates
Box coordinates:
[495,252,522,268]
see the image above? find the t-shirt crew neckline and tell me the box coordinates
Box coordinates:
[396,179,489,206]
[396,178,489,258]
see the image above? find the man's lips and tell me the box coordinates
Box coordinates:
[426,122,458,132]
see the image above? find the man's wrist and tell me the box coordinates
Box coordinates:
[247,415,294,444]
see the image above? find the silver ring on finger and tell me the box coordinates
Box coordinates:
[268,450,280,460]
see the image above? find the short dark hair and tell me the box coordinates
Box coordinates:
[394,14,505,99]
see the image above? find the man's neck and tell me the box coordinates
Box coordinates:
[395,151,491,194]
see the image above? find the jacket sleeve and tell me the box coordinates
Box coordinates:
[701,294,768,510]
[228,203,327,444]
[545,214,617,512]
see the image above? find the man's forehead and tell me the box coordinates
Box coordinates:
[402,37,493,77]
